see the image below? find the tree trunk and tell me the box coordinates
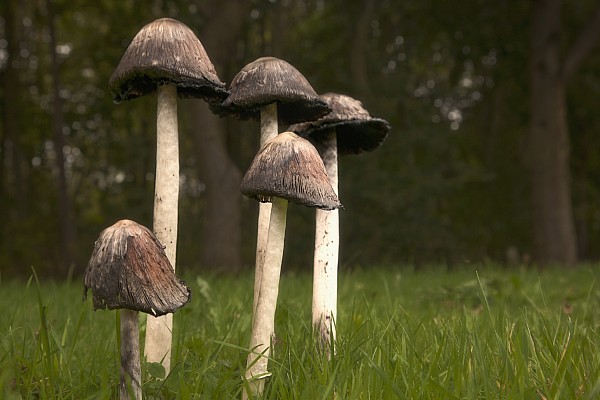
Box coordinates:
[1,0,27,220]
[528,77,577,265]
[529,0,576,266]
[188,101,243,269]
[47,0,77,273]
[349,0,375,97]
[529,0,600,266]
[187,0,252,270]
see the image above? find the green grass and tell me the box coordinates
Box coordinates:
[1,265,600,399]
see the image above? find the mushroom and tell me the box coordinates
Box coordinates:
[211,56,331,320]
[240,131,342,399]
[289,93,390,350]
[109,17,226,372]
[83,219,191,400]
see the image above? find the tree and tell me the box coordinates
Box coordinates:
[188,0,253,270]
[46,0,77,272]
[529,0,600,266]
[4,0,600,276]
[1,0,28,257]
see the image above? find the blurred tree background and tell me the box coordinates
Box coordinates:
[2,0,600,278]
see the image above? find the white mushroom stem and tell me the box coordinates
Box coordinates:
[253,103,279,315]
[312,129,339,350]
[120,309,142,400]
[144,83,179,373]
[244,196,288,400]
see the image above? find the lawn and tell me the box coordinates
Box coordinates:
[1,265,600,399]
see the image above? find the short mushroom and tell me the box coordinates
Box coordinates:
[289,93,390,350]
[109,17,226,372]
[212,56,331,319]
[240,131,342,399]
[83,219,191,400]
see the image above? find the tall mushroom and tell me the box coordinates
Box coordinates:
[212,56,330,317]
[83,219,191,400]
[289,93,390,350]
[109,17,227,372]
[240,131,342,399]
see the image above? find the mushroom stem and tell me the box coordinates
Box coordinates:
[120,309,142,400]
[244,196,288,400]
[144,83,179,373]
[253,103,279,315]
[260,103,279,145]
[312,129,339,351]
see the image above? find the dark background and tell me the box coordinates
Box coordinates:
[2,0,600,277]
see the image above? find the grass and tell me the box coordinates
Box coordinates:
[1,265,600,399]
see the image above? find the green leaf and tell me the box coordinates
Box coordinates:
[146,362,166,379]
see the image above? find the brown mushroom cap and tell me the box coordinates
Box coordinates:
[83,219,191,316]
[109,18,227,104]
[241,131,342,210]
[211,57,331,124]
[289,93,390,155]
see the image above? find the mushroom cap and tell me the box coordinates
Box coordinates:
[211,57,331,124]
[289,93,390,155]
[241,131,342,210]
[83,219,191,316]
[109,17,227,104]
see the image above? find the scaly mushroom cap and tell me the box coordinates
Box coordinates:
[83,219,191,316]
[241,131,342,210]
[212,57,331,124]
[289,92,390,155]
[109,17,227,104]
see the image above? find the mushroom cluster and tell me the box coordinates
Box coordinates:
[103,16,390,399]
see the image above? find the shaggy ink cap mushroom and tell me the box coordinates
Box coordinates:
[83,219,191,316]
[289,92,391,155]
[288,93,389,353]
[109,17,227,104]
[212,57,331,124]
[240,131,342,210]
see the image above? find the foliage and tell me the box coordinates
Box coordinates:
[2,266,600,398]
[2,0,600,275]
